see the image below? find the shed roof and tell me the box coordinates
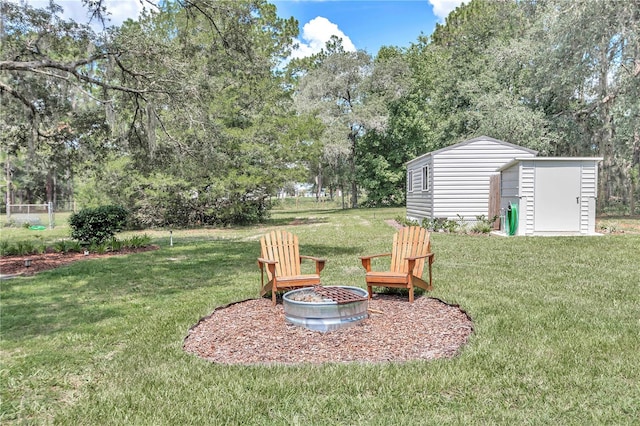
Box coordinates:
[406,136,538,166]
[497,157,603,172]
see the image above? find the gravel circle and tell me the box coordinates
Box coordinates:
[183,294,474,365]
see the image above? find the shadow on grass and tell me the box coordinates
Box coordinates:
[0,240,256,340]
[263,216,331,227]
[0,238,366,340]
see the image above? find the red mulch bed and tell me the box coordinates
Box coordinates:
[184,294,474,365]
[0,246,159,277]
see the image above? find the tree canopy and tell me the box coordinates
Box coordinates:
[2,0,638,222]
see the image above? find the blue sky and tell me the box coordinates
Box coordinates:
[273,0,465,56]
[15,0,466,57]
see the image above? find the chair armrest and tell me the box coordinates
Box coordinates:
[360,253,391,272]
[359,253,392,261]
[300,255,326,274]
[299,255,326,262]
[257,257,277,271]
[405,252,434,261]
[405,253,434,277]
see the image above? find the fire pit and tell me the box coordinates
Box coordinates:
[283,286,369,332]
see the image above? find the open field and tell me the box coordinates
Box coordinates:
[1,205,639,424]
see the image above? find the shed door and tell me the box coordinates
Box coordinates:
[534,163,581,232]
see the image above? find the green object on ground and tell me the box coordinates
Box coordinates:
[507,202,518,236]
[29,225,47,231]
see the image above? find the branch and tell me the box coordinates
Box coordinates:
[0,81,37,117]
[1,57,152,95]
[178,0,229,49]
[573,75,637,119]
[0,54,105,71]
[1,81,73,140]
[151,107,195,158]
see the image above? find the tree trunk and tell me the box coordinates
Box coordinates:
[5,153,11,207]
[349,131,358,208]
[46,169,54,203]
[632,129,640,216]
[315,166,322,202]
[597,35,613,211]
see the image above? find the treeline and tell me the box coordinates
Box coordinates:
[1,0,638,226]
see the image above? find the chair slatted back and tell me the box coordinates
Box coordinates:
[390,226,431,276]
[261,230,301,279]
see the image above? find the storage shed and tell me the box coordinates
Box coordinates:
[495,157,603,236]
[406,136,537,224]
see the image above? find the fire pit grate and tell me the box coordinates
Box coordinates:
[313,286,368,304]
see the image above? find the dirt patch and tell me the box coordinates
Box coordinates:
[183,295,473,365]
[596,216,640,234]
[0,246,159,278]
[385,219,404,230]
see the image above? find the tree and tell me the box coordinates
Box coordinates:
[402,0,554,153]
[355,46,413,206]
[0,2,113,205]
[520,0,640,212]
[87,1,306,226]
[293,38,408,208]
[2,0,310,225]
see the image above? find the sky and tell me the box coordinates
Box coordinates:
[15,0,466,57]
[273,0,466,57]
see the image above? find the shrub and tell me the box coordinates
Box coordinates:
[421,217,457,233]
[53,239,71,254]
[69,240,83,253]
[69,205,129,245]
[90,242,108,254]
[109,237,124,252]
[395,215,419,227]
[13,240,37,256]
[124,234,152,249]
[0,240,9,256]
[472,215,499,234]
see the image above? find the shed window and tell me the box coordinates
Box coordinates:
[407,170,414,192]
[422,165,431,191]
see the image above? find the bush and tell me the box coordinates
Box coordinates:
[0,240,9,256]
[69,205,129,244]
[471,215,499,234]
[124,234,152,249]
[395,215,420,227]
[421,217,458,233]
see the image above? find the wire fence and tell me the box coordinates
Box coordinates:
[5,202,55,229]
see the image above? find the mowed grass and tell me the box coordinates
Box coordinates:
[1,205,639,424]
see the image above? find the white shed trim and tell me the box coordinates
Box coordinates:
[406,136,537,167]
[498,157,604,172]
[498,157,603,236]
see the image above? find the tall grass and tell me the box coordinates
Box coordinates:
[1,206,639,424]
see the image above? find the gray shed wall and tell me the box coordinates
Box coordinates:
[406,137,535,223]
[406,155,433,220]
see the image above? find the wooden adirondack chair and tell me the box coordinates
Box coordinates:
[360,226,434,303]
[258,230,326,305]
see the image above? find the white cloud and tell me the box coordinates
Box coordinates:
[9,0,147,28]
[428,0,466,22]
[291,16,356,59]
[102,0,148,26]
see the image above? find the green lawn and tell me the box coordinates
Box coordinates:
[1,206,639,424]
